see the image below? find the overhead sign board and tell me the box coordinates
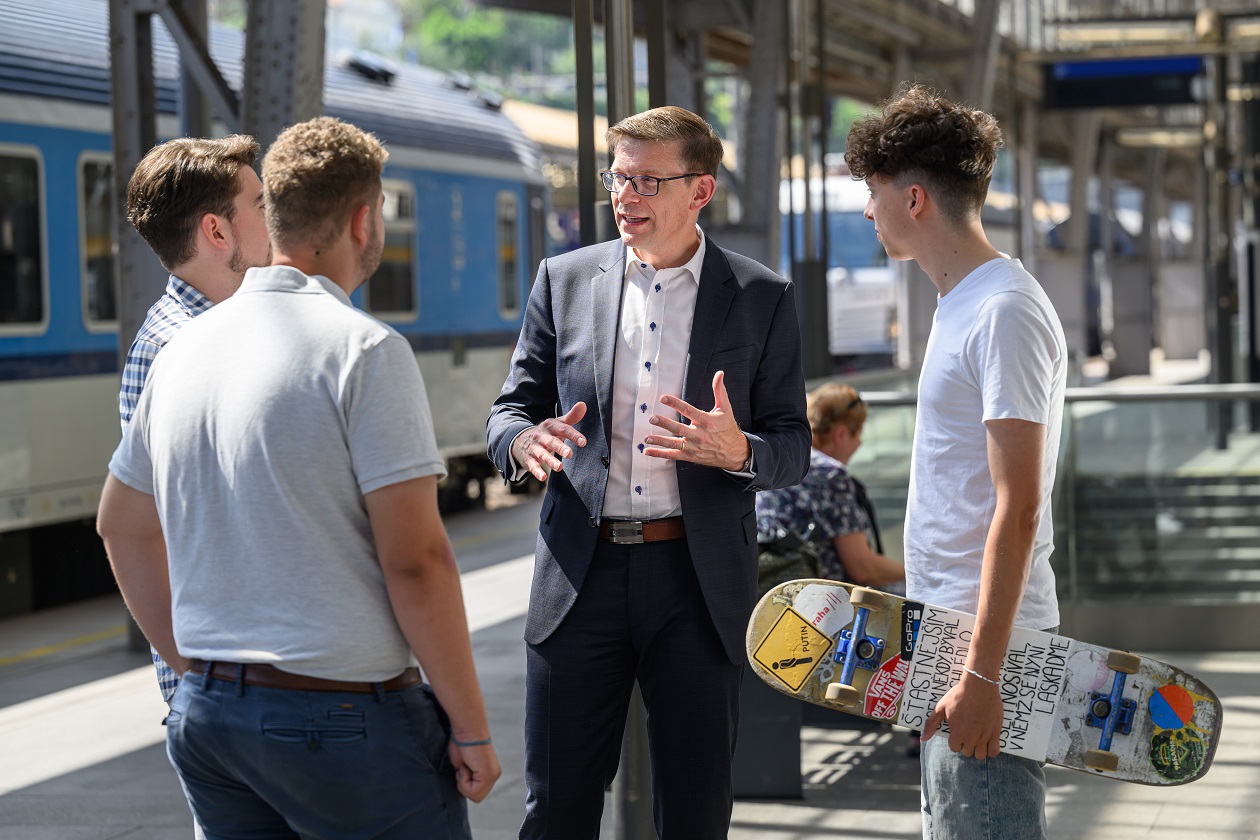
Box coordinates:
[1044,56,1205,109]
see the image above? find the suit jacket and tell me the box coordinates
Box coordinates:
[487,236,810,663]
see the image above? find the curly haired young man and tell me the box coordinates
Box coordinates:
[846,86,1068,840]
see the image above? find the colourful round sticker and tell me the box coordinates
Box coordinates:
[1149,684,1195,730]
[1150,728,1206,781]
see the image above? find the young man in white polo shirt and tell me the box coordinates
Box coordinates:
[99,117,499,837]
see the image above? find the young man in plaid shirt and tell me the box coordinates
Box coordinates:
[120,135,271,704]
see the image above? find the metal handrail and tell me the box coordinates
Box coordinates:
[860,382,1260,407]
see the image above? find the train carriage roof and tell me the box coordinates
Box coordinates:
[0,0,540,171]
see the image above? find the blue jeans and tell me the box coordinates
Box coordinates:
[920,741,1048,840]
[167,670,470,840]
[919,626,1058,840]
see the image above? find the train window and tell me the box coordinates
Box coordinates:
[364,179,416,319]
[527,186,545,291]
[496,191,520,317]
[0,150,45,329]
[80,155,117,328]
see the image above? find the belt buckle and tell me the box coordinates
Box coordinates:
[607,520,645,545]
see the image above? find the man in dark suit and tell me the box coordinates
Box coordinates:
[487,106,810,839]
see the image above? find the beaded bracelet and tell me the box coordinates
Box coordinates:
[962,666,999,686]
[452,737,493,747]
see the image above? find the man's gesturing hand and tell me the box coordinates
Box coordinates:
[643,371,750,471]
[510,402,587,482]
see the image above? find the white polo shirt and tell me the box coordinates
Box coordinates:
[110,265,446,681]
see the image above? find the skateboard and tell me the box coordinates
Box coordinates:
[746,579,1222,785]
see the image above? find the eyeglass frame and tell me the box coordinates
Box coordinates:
[600,170,704,197]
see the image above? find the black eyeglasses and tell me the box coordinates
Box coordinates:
[600,170,702,197]
[845,395,864,412]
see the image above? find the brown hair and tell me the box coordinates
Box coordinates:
[808,382,867,439]
[606,106,723,177]
[126,135,259,271]
[844,84,1003,224]
[262,117,388,251]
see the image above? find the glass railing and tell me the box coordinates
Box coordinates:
[848,383,1260,606]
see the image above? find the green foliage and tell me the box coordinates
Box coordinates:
[208,0,246,30]
[830,96,876,150]
[704,75,737,138]
[396,0,571,78]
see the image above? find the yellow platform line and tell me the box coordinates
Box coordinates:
[0,625,127,667]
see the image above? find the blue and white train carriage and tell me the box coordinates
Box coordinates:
[0,0,546,610]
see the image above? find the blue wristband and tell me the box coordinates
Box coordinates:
[451,737,492,747]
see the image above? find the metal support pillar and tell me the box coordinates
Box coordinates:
[604,0,635,126]
[720,0,783,268]
[158,0,239,131]
[174,0,212,137]
[109,0,166,653]
[574,0,599,247]
[1202,14,1233,449]
[963,0,1002,111]
[814,0,830,283]
[792,0,828,379]
[109,1,164,379]
[241,0,325,155]
[1071,113,1101,361]
[1103,136,1153,378]
[1242,58,1260,430]
[892,44,912,89]
[1017,98,1037,274]
[782,0,797,277]
[1140,146,1167,369]
[1098,131,1116,358]
[644,0,667,110]
[604,3,651,836]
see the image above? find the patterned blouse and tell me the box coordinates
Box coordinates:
[755,448,873,581]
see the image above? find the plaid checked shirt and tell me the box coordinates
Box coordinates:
[119,275,214,704]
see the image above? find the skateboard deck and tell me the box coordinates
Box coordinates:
[746,579,1222,785]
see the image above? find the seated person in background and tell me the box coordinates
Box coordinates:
[756,382,905,588]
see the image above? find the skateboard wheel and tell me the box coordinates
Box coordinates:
[1084,748,1120,773]
[849,587,887,611]
[825,683,862,707]
[1106,651,1141,675]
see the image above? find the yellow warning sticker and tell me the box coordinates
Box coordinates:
[752,607,834,692]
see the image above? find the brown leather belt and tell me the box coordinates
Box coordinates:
[598,516,686,545]
[187,660,421,694]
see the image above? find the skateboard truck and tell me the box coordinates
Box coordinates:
[1084,650,1142,773]
[824,587,888,706]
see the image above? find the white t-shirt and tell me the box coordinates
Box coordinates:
[109,266,446,682]
[904,257,1066,631]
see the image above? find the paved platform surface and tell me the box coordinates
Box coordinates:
[2,498,1258,838]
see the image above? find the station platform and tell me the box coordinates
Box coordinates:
[1,495,1259,838]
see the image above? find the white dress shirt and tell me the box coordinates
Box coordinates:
[507,226,751,508]
[602,229,707,519]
